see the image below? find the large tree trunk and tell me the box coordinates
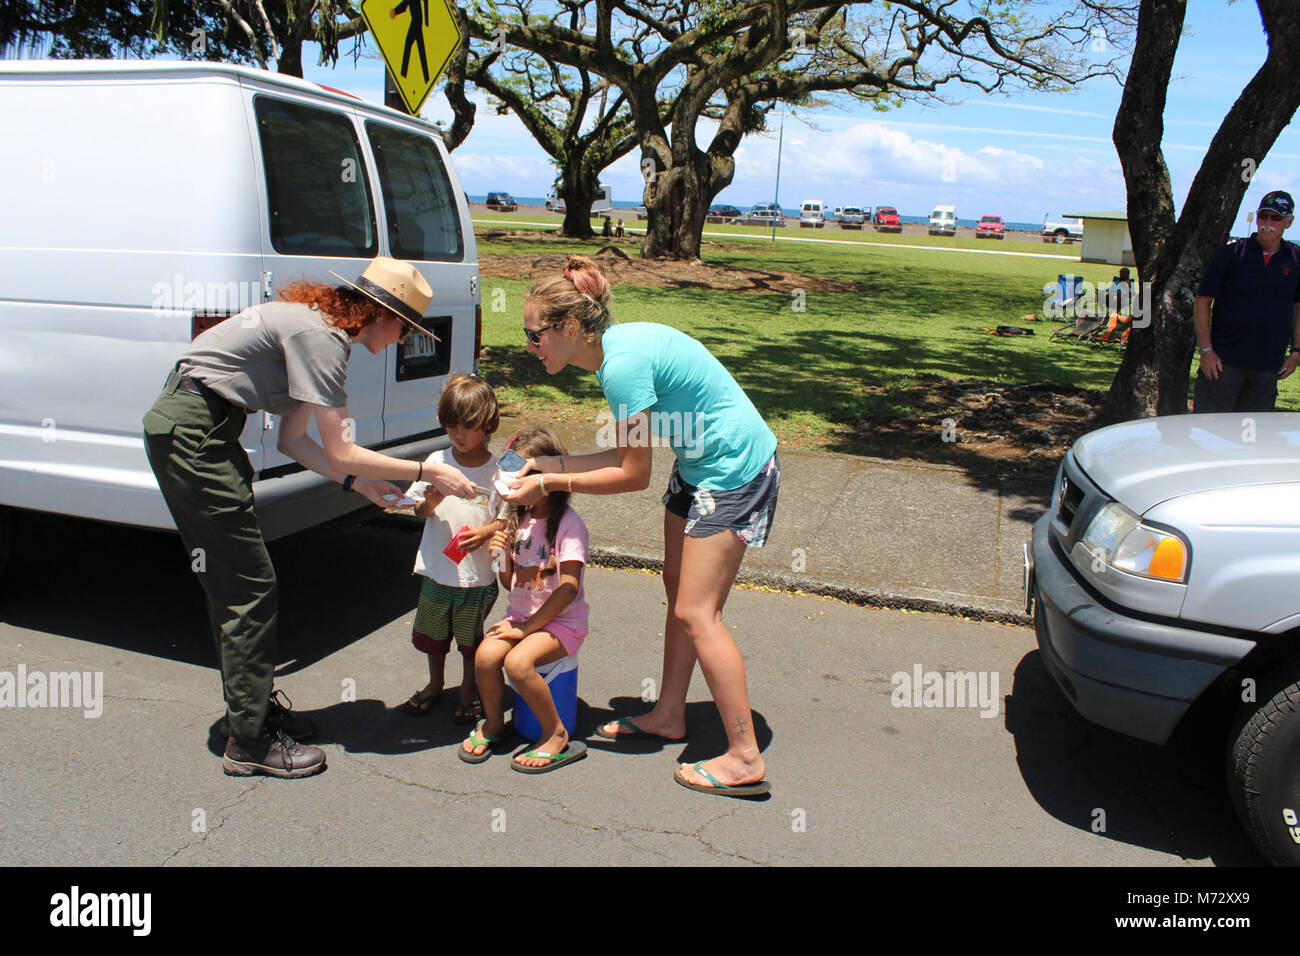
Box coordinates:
[1104,0,1300,421]
[557,161,600,239]
[640,104,736,260]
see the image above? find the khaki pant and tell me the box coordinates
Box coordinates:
[143,370,275,739]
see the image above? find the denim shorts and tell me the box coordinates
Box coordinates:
[662,454,779,547]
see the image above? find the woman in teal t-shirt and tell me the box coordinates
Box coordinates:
[503,255,779,797]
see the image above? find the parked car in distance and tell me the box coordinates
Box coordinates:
[928,204,957,236]
[485,191,517,211]
[546,182,613,214]
[1043,214,1084,243]
[635,204,648,220]
[838,206,867,229]
[975,214,1006,239]
[873,206,901,232]
[1026,413,1300,866]
[706,204,742,223]
[743,202,786,226]
[799,199,828,228]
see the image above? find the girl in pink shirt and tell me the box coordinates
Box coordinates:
[459,427,590,773]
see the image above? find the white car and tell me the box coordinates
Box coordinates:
[1027,413,1300,864]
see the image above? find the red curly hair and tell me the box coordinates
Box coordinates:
[278,281,388,336]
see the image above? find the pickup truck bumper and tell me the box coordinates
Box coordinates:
[1027,514,1256,744]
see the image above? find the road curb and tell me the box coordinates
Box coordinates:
[588,544,1032,627]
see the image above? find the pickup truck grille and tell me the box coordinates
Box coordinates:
[1052,453,1109,551]
[1057,472,1085,528]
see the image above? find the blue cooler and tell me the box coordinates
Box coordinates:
[507,654,578,742]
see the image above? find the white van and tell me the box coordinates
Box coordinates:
[799,199,828,228]
[546,183,613,214]
[0,61,481,569]
[928,205,958,236]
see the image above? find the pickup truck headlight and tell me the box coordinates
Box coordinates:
[1081,502,1189,583]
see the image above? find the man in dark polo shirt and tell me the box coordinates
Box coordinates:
[1193,190,1300,412]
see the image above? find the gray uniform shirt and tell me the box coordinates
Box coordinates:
[180,302,352,413]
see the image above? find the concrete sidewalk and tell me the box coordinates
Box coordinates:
[501,417,1052,624]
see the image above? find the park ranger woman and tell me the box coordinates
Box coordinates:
[143,257,474,778]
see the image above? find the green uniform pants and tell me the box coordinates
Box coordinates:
[143,369,275,739]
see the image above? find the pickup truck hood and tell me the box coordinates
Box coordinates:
[1072,413,1300,514]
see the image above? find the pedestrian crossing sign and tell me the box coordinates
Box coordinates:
[360,0,463,115]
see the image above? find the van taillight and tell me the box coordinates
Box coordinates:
[191,312,234,340]
[474,304,482,372]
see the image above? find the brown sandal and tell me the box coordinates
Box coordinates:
[452,699,484,725]
[403,687,441,717]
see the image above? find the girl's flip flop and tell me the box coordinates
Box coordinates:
[510,741,588,774]
[458,721,509,764]
[673,761,770,798]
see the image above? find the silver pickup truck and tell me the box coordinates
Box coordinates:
[1026,413,1300,864]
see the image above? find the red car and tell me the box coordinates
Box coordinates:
[873,206,901,232]
[976,214,1006,239]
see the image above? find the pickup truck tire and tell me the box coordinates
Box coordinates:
[1053,229,1070,244]
[1228,665,1300,865]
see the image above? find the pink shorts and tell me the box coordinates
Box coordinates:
[509,617,586,655]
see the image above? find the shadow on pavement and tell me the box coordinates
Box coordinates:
[1006,650,1263,865]
[1,511,427,674]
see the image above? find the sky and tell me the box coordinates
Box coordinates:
[296,2,1295,232]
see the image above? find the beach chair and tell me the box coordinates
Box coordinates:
[1084,312,1133,347]
[1045,274,1086,316]
[1050,313,1107,344]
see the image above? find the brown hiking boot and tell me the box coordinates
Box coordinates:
[217,689,317,742]
[223,729,326,779]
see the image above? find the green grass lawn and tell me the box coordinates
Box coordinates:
[475,230,1300,454]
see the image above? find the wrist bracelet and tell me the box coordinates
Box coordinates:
[567,474,573,493]
[539,473,547,494]
[1199,346,1213,354]
[417,461,423,482]
[342,474,356,493]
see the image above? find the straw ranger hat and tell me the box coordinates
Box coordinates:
[330,257,438,340]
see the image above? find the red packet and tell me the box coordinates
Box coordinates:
[443,526,471,564]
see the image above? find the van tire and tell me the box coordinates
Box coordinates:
[1228,663,1300,865]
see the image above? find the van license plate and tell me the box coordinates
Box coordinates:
[397,316,452,381]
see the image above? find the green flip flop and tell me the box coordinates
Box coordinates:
[458,720,509,764]
[510,740,589,774]
[673,761,770,798]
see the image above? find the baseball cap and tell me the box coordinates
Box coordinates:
[1257,190,1294,216]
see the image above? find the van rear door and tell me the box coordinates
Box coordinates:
[246,89,386,473]
[361,117,478,444]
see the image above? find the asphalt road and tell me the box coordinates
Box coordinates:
[0,515,1263,866]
